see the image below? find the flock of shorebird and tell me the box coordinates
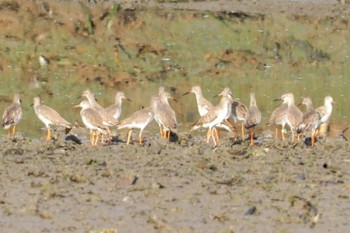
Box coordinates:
[1,86,334,147]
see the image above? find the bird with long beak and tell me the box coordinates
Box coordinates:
[2,93,23,136]
[192,89,233,147]
[33,97,71,141]
[74,100,108,146]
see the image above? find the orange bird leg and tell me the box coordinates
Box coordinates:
[249,130,254,145]
[167,131,171,140]
[126,129,132,145]
[211,128,217,147]
[12,125,16,135]
[311,130,315,147]
[46,127,51,141]
[206,128,211,143]
[138,130,143,144]
[274,127,279,139]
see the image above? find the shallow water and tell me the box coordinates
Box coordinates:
[0,6,349,138]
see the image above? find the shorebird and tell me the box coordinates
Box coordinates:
[297,97,320,146]
[152,93,177,140]
[82,89,112,142]
[82,89,104,111]
[282,93,302,142]
[2,93,22,136]
[268,96,288,140]
[33,97,71,140]
[217,87,246,140]
[74,100,109,146]
[192,91,233,147]
[315,96,335,137]
[316,96,334,126]
[183,86,213,116]
[184,86,233,141]
[244,93,262,145]
[117,107,154,145]
[104,91,131,124]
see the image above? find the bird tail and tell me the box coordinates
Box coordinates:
[65,127,72,134]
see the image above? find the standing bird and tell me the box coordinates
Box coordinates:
[33,97,71,140]
[282,93,302,142]
[104,91,131,124]
[74,100,108,146]
[82,89,112,142]
[192,91,233,147]
[219,87,246,140]
[183,86,213,116]
[117,106,154,145]
[2,93,22,136]
[184,86,233,141]
[268,96,288,140]
[297,97,320,146]
[151,93,177,140]
[244,93,262,145]
[315,96,335,138]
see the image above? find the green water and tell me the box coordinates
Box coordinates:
[0,8,349,138]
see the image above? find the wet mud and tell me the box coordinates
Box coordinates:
[1,130,350,232]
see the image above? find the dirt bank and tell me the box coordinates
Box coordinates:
[0,132,349,232]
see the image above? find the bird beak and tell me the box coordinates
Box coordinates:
[126,98,132,102]
[297,102,302,106]
[73,104,80,108]
[77,95,82,99]
[273,98,281,102]
[30,103,34,107]
[182,91,190,96]
[332,100,336,105]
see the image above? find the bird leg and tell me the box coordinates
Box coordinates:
[213,128,220,142]
[274,127,279,139]
[311,130,315,147]
[89,129,94,144]
[138,130,143,144]
[291,129,295,143]
[211,128,217,147]
[159,126,164,138]
[206,128,211,143]
[241,122,245,141]
[281,128,286,141]
[126,129,133,145]
[167,130,171,140]
[250,130,254,146]
[46,127,51,141]
[106,127,111,143]
[11,125,16,136]
[94,132,100,146]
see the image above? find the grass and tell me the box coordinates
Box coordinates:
[0,2,349,137]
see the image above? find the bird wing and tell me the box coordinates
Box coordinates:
[232,101,248,120]
[244,106,261,129]
[38,105,71,127]
[2,104,22,126]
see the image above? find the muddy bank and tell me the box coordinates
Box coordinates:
[136,0,350,17]
[0,132,350,232]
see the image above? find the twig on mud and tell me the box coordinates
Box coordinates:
[273,144,286,151]
[196,169,237,185]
